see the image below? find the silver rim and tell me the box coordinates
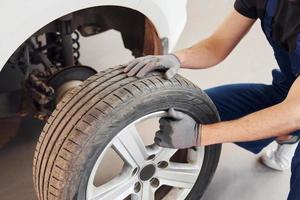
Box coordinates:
[86,111,205,200]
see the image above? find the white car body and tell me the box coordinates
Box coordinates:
[0,0,188,71]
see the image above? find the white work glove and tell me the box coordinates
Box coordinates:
[123,54,181,79]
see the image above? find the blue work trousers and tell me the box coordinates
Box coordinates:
[205,82,300,200]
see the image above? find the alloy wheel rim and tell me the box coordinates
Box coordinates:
[86,111,205,200]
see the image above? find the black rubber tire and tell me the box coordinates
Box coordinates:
[33,65,222,200]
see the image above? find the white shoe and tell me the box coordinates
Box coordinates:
[261,140,299,171]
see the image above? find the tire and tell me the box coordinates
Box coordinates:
[33,65,221,200]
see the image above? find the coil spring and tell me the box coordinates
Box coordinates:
[72,31,80,65]
[35,31,81,67]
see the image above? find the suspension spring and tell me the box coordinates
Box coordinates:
[72,31,80,65]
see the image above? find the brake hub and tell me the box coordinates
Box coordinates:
[139,164,156,181]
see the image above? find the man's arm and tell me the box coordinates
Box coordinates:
[175,9,256,69]
[125,9,255,79]
[201,76,300,146]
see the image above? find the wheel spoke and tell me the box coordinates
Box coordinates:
[88,175,136,200]
[186,147,205,166]
[154,147,177,161]
[141,182,155,200]
[163,188,190,200]
[156,163,199,189]
[112,125,148,167]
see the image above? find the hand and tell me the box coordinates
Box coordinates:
[123,54,181,79]
[154,108,201,149]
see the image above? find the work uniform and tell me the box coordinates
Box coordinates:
[205,0,300,199]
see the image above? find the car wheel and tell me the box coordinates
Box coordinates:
[33,65,221,200]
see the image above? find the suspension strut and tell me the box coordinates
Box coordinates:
[59,15,75,67]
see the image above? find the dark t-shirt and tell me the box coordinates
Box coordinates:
[234,0,300,52]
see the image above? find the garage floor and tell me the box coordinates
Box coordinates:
[0,0,291,200]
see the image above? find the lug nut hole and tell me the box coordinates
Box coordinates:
[132,167,139,177]
[147,154,156,160]
[134,182,141,193]
[150,178,160,188]
[157,161,168,169]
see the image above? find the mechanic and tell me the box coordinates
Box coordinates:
[124,0,300,199]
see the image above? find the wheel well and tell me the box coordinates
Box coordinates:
[0,6,164,119]
[37,6,163,56]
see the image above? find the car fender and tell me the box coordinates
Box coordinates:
[0,0,187,71]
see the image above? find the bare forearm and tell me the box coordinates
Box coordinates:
[174,38,224,69]
[174,10,255,70]
[201,100,300,146]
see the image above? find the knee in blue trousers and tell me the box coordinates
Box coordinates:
[205,83,300,200]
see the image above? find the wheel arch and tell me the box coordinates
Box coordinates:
[0,0,170,71]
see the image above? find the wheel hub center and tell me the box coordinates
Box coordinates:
[139,164,156,181]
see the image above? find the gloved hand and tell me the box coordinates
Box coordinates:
[123,54,181,79]
[154,108,201,149]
